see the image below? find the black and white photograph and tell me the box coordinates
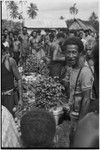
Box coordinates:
[1,0,99,148]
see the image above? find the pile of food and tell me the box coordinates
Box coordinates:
[34,76,67,110]
[23,54,49,76]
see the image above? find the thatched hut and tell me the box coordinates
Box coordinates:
[69,19,87,31]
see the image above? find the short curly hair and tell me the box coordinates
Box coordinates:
[20,109,56,148]
[63,37,84,53]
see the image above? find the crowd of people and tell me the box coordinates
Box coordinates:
[2,26,99,148]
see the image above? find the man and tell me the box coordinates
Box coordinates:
[13,33,21,65]
[72,41,99,148]
[60,37,94,146]
[20,109,56,148]
[2,44,22,115]
[19,27,29,64]
[68,30,77,38]
[79,31,87,50]
[61,37,94,119]
[29,31,40,47]
[2,34,9,48]
[49,33,65,77]
[85,38,96,73]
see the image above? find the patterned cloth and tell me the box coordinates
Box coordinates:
[2,106,21,148]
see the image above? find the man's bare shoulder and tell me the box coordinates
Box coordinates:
[9,57,17,66]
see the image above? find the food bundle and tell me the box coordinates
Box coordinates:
[23,54,49,76]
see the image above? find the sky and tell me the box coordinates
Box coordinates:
[2,0,99,21]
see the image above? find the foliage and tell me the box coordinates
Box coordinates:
[23,54,49,76]
[89,11,98,22]
[88,12,99,32]
[34,76,66,110]
[27,2,38,19]
[60,16,64,20]
[69,3,78,19]
[7,1,19,19]
[2,19,22,33]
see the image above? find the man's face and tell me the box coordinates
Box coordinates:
[14,35,17,41]
[59,37,64,45]
[65,44,79,67]
[4,30,8,36]
[86,46,93,58]
[23,28,27,35]
[2,35,5,42]
[45,36,50,44]
[80,33,83,39]
[33,32,37,37]
[9,33,13,39]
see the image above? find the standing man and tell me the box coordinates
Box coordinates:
[60,37,94,146]
[13,33,21,65]
[61,37,94,118]
[49,33,65,77]
[19,27,29,64]
[2,44,22,115]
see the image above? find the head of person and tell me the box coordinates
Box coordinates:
[79,31,83,39]
[88,29,92,35]
[22,27,27,35]
[85,30,89,37]
[2,44,9,56]
[2,34,7,43]
[3,28,8,36]
[9,31,13,39]
[86,39,96,59]
[44,35,50,44]
[14,33,18,41]
[69,30,77,37]
[63,37,84,67]
[20,109,56,148]
[49,33,55,42]
[56,33,65,44]
[31,31,37,38]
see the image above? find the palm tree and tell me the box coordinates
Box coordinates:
[27,3,38,19]
[89,12,98,22]
[7,1,19,19]
[69,3,78,19]
[60,16,64,20]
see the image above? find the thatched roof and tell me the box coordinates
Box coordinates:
[85,24,96,32]
[69,19,87,30]
[25,18,67,29]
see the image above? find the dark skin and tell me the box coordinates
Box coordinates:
[72,112,99,148]
[2,53,23,106]
[52,37,65,61]
[64,44,91,119]
[72,42,99,148]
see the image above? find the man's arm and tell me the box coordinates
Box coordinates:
[79,89,91,120]
[10,58,23,105]
[53,45,65,61]
[79,67,94,119]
